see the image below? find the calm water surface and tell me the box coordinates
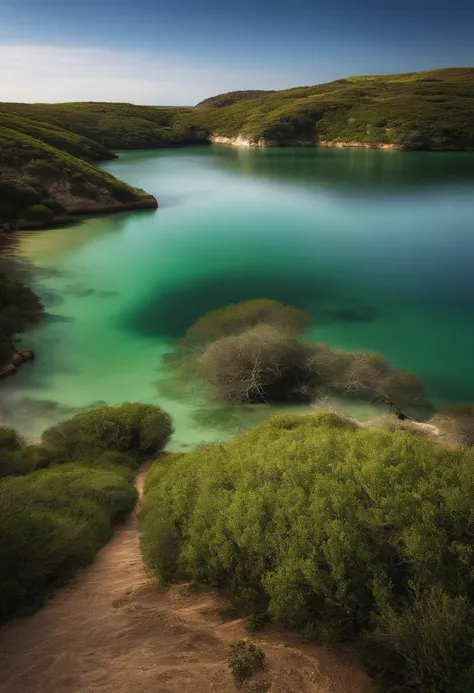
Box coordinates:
[1,146,474,446]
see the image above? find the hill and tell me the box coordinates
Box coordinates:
[189,67,474,149]
[0,102,205,150]
[0,126,157,229]
[195,90,275,109]
[1,67,473,230]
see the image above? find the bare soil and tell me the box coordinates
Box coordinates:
[0,466,372,693]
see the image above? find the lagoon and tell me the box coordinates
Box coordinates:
[1,146,474,446]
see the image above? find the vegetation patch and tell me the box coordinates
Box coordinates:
[141,411,474,691]
[0,402,174,623]
[0,271,43,364]
[229,640,266,683]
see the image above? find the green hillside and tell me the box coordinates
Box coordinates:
[0,126,157,227]
[195,90,275,109]
[0,102,205,150]
[1,67,473,229]
[189,67,474,148]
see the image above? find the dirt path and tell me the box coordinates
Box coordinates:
[0,466,372,693]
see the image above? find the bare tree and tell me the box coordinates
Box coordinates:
[432,405,474,448]
[197,324,310,402]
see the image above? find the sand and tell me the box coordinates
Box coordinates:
[0,466,372,693]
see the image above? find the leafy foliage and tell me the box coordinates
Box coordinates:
[0,126,155,224]
[0,401,174,622]
[229,640,266,683]
[41,402,174,460]
[183,299,310,347]
[141,412,474,691]
[0,462,137,621]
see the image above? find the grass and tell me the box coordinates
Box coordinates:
[188,67,474,148]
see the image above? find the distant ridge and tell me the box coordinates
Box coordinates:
[1,67,473,229]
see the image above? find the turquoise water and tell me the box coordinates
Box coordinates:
[1,146,474,446]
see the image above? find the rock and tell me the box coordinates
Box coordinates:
[0,363,18,377]
[0,349,35,378]
[19,349,35,361]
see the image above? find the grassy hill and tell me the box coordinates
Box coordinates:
[195,90,275,109]
[0,126,157,228]
[0,102,205,150]
[0,67,473,229]
[189,67,474,149]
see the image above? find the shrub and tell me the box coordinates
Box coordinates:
[365,587,474,692]
[41,197,65,214]
[0,462,137,621]
[229,640,265,683]
[25,203,55,223]
[193,306,427,408]
[183,299,310,347]
[141,411,474,690]
[42,402,174,460]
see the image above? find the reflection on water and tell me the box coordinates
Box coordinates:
[1,146,474,444]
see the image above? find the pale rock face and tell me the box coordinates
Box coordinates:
[211,134,402,150]
[318,140,401,150]
[210,134,272,147]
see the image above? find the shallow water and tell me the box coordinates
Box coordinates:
[1,146,474,446]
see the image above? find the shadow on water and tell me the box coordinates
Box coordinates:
[212,146,474,196]
[124,269,382,339]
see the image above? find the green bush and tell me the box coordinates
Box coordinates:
[183,299,310,347]
[0,462,137,621]
[141,411,474,691]
[42,402,174,460]
[25,203,55,223]
[41,197,66,214]
[364,587,474,692]
[229,640,265,683]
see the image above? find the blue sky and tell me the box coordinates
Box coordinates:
[0,0,473,104]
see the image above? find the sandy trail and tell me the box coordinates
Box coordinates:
[0,465,372,693]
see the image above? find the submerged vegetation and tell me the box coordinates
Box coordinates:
[164,299,428,416]
[141,411,474,692]
[0,402,172,622]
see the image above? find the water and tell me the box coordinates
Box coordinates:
[1,146,474,447]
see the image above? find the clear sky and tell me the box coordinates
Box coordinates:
[0,0,473,105]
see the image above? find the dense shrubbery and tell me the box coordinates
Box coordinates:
[141,412,474,691]
[189,67,474,149]
[183,298,309,347]
[42,402,174,460]
[0,126,155,224]
[0,462,137,621]
[0,402,174,622]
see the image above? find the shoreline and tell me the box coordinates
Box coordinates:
[0,195,158,234]
[210,134,470,151]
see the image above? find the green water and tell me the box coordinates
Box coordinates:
[1,146,474,447]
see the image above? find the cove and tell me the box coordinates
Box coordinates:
[1,146,474,447]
